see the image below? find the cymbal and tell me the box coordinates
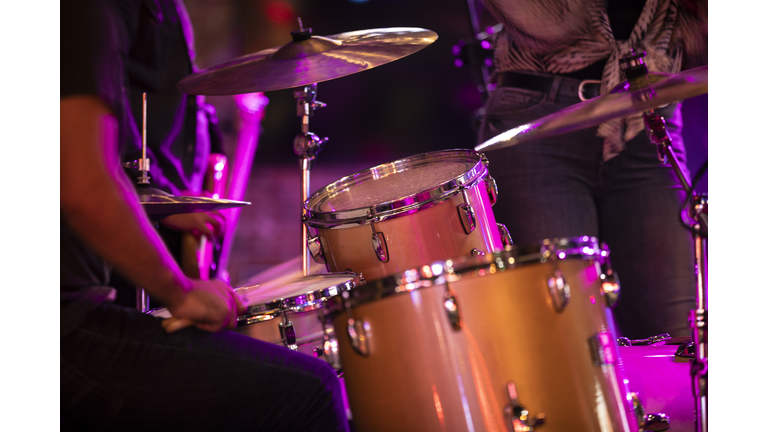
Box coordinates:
[475,65,708,153]
[177,27,438,95]
[138,188,250,220]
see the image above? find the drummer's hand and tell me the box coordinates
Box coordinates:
[164,279,246,333]
[160,211,226,240]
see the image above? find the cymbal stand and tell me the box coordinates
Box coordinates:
[643,110,708,432]
[293,83,327,276]
[126,92,152,312]
[619,50,707,432]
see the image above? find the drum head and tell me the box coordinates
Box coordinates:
[304,150,488,227]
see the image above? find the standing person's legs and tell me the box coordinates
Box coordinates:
[479,87,603,246]
[597,105,696,339]
[61,302,349,432]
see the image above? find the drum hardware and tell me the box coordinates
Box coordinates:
[278,316,298,351]
[589,332,617,366]
[370,221,389,263]
[470,248,485,256]
[484,175,498,205]
[675,340,695,358]
[341,290,371,357]
[617,333,672,347]
[504,381,546,432]
[599,242,621,308]
[306,235,326,264]
[618,51,708,432]
[443,290,461,330]
[630,393,671,432]
[546,269,570,312]
[497,223,513,248]
[457,189,477,234]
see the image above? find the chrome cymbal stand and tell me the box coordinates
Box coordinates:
[293,83,327,276]
[124,92,153,312]
[620,51,708,432]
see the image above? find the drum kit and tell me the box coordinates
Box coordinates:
[141,22,708,432]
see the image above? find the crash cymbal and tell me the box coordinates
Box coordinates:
[177,27,438,95]
[138,188,250,220]
[475,65,707,152]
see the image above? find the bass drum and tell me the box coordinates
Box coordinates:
[620,342,695,432]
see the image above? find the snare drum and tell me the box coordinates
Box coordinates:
[234,272,359,364]
[304,150,509,281]
[328,237,639,432]
[149,272,358,366]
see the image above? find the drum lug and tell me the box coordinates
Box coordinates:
[346,319,371,357]
[546,269,570,312]
[630,392,671,432]
[497,223,513,249]
[599,242,620,308]
[588,332,617,366]
[306,235,326,264]
[484,176,498,206]
[279,321,298,351]
[504,381,545,431]
[471,248,485,256]
[443,292,461,330]
[457,189,476,234]
[371,230,389,263]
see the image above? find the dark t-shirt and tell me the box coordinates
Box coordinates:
[61,0,204,333]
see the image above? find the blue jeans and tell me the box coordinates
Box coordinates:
[478,84,696,339]
[61,301,349,432]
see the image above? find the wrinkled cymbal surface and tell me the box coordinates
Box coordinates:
[178,27,438,95]
[475,65,708,152]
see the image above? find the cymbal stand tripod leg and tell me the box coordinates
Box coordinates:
[644,110,708,432]
[293,84,327,276]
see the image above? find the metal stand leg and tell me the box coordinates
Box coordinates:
[644,110,708,432]
[136,287,150,313]
[293,83,327,276]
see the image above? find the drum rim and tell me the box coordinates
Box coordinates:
[236,272,360,325]
[327,236,606,313]
[303,149,489,228]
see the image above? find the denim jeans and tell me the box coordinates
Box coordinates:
[478,84,696,339]
[61,301,349,432]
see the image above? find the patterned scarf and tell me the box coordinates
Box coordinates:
[485,0,687,160]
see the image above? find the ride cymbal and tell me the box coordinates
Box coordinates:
[475,65,707,152]
[178,27,438,95]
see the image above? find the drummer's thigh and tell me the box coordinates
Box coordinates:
[488,128,604,246]
[61,302,347,432]
[597,134,696,339]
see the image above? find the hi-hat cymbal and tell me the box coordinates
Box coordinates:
[138,188,250,220]
[177,27,438,95]
[475,65,708,152]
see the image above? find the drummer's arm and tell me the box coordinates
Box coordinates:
[61,96,244,331]
[61,95,192,307]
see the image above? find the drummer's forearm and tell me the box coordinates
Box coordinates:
[61,95,191,307]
